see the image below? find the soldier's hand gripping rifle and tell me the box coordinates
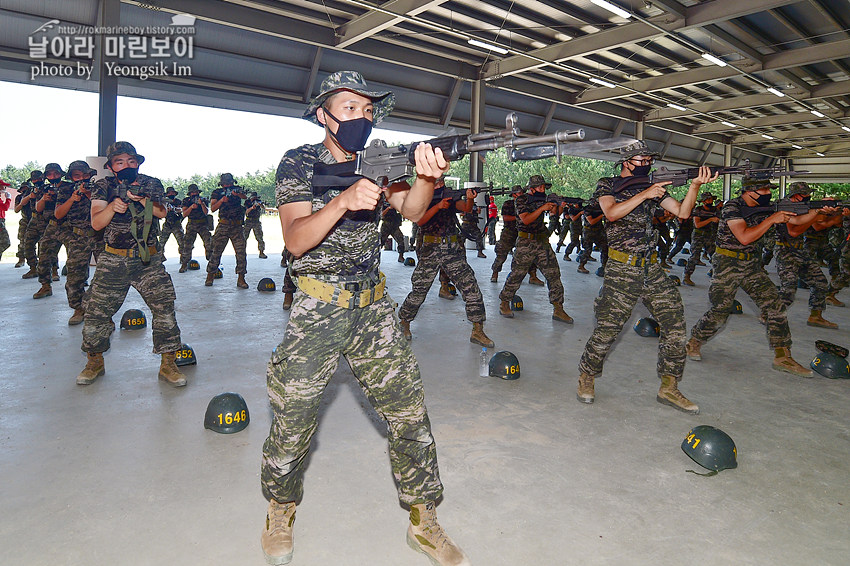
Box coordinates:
[740,199,848,218]
[691,205,720,220]
[613,160,810,194]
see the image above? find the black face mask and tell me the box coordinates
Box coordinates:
[115,167,139,183]
[800,195,811,202]
[752,192,772,206]
[48,176,62,184]
[323,108,372,153]
[32,179,44,186]
[630,164,652,177]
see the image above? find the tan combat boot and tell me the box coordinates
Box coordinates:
[261,499,296,565]
[773,347,813,377]
[490,270,498,283]
[407,501,471,566]
[15,258,25,268]
[21,266,38,279]
[577,262,589,274]
[470,322,494,348]
[499,300,514,318]
[400,319,412,341]
[657,375,699,414]
[552,302,573,323]
[76,352,105,385]
[825,291,845,307]
[33,282,52,299]
[158,352,187,387]
[237,274,249,289]
[477,250,486,258]
[685,337,702,361]
[807,310,838,329]
[528,273,544,286]
[204,271,215,286]
[577,372,595,404]
[682,274,695,286]
[282,292,294,311]
[178,262,188,273]
[68,308,85,326]
[52,266,59,281]
[259,251,268,259]
[438,283,455,300]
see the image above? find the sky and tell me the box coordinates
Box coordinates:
[0,80,428,182]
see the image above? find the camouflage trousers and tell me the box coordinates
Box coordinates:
[37,221,63,285]
[16,215,29,259]
[399,239,486,323]
[491,226,518,273]
[0,219,9,257]
[579,258,686,378]
[23,215,47,268]
[499,237,564,304]
[684,231,715,275]
[564,226,582,256]
[776,245,827,311]
[243,219,265,252]
[461,220,484,252]
[691,254,791,349]
[579,229,608,265]
[64,227,98,310]
[379,222,404,252]
[829,240,850,292]
[180,220,212,265]
[159,220,184,251]
[82,251,181,354]
[262,292,442,506]
[207,221,247,275]
[556,222,569,248]
[667,231,692,259]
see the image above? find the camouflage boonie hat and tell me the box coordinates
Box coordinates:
[617,140,661,163]
[699,191,715,202]
[219,173,235,186]
[187,183,200,193]
[303,71,395,126]
[30,170,44,180]
[787,181,812,197]
[104,141,145,167]
[66,160,90,179]
[511,184,525,194]
[44,162,66,176]
[526,175,551,189]
[740,177,777,193]
[165,186,177,194]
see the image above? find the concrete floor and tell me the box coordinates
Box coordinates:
[2,216,849,566]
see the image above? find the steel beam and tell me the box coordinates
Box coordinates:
[336,0,449,49]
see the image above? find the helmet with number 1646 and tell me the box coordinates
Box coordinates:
[204,392,250,434]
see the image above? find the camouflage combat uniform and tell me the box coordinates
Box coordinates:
[804,227,832,267]
[684,206,718,276]
[243,198,266,254]
[35,182,64,285]
[578,177,687,379]
[828,217,850,293]
[460,206,485,253]
[262,142,442,507]
[775,222,829,310]
[690,198,791,349]
[159,195,185,251]
[82,175,182,355]
[179,195,212,265]
[667,217,693,260]
[578,200,608,266]
[379,204,405,253]
[22,182,53,271]
[491,197,519,274]
[14,185,34,263]
[56,181,98,311]
[563,209,583,258]
[499,192,564,304]
[398,201,486,324]
[207,186,248,276]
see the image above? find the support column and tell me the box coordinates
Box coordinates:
[469,79,485,183]
[635,120,645,141]
[723,143,732,201]
[97,0,120,156]
[779,158,787,198]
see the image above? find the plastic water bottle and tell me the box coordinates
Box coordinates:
[479,347,489,377]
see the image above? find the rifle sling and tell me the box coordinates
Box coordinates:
[127,199,154,264]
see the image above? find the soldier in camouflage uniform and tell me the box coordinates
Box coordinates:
[31,163,66,298]
[499,174,572,322]
[460,201,486,258]
[687,178,812,377]
[826,213,850,306]
[76,141,185,388]
[577,199,606,273]
[17,171,42,274]
[205,173,249,288]
[773,182,841,329]
[260,71,469,566]
[13,176,38,268]
[667,216,694,261]
[576,141,717,412]
[563,202,583,261]
[159,186,185,258]
[490,185,542,283]
[244,191,268,258]
[178,184,211,272]
[379,201,406,262]
[53,160,99,325]
[683,192,719,285]
[398,178,494,348]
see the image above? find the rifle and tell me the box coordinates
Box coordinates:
[740,200,848,218]
[484,186,521,197]
[311,112,635,191]
[428,187,472,207]
[527,193,585,208]
[691,206,719,220]
[612,160,810,194]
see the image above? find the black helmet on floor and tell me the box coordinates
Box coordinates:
[681,425,737,473]
[120,308,146,330]
[668,275,681,286]
[258,277,276,292]
[510,295,524,311]
[214,268,223,279]
[729,299,743,314]
[810,352,850,379]
[204,392,249,434]
[676,258,687,267]
[188,259,200,270]
[489,351,520,380]
[595,266,605,277]
[634,317,660,337]
[175,343,197,366]
[682,247,690,255]
[404,257,415,266]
